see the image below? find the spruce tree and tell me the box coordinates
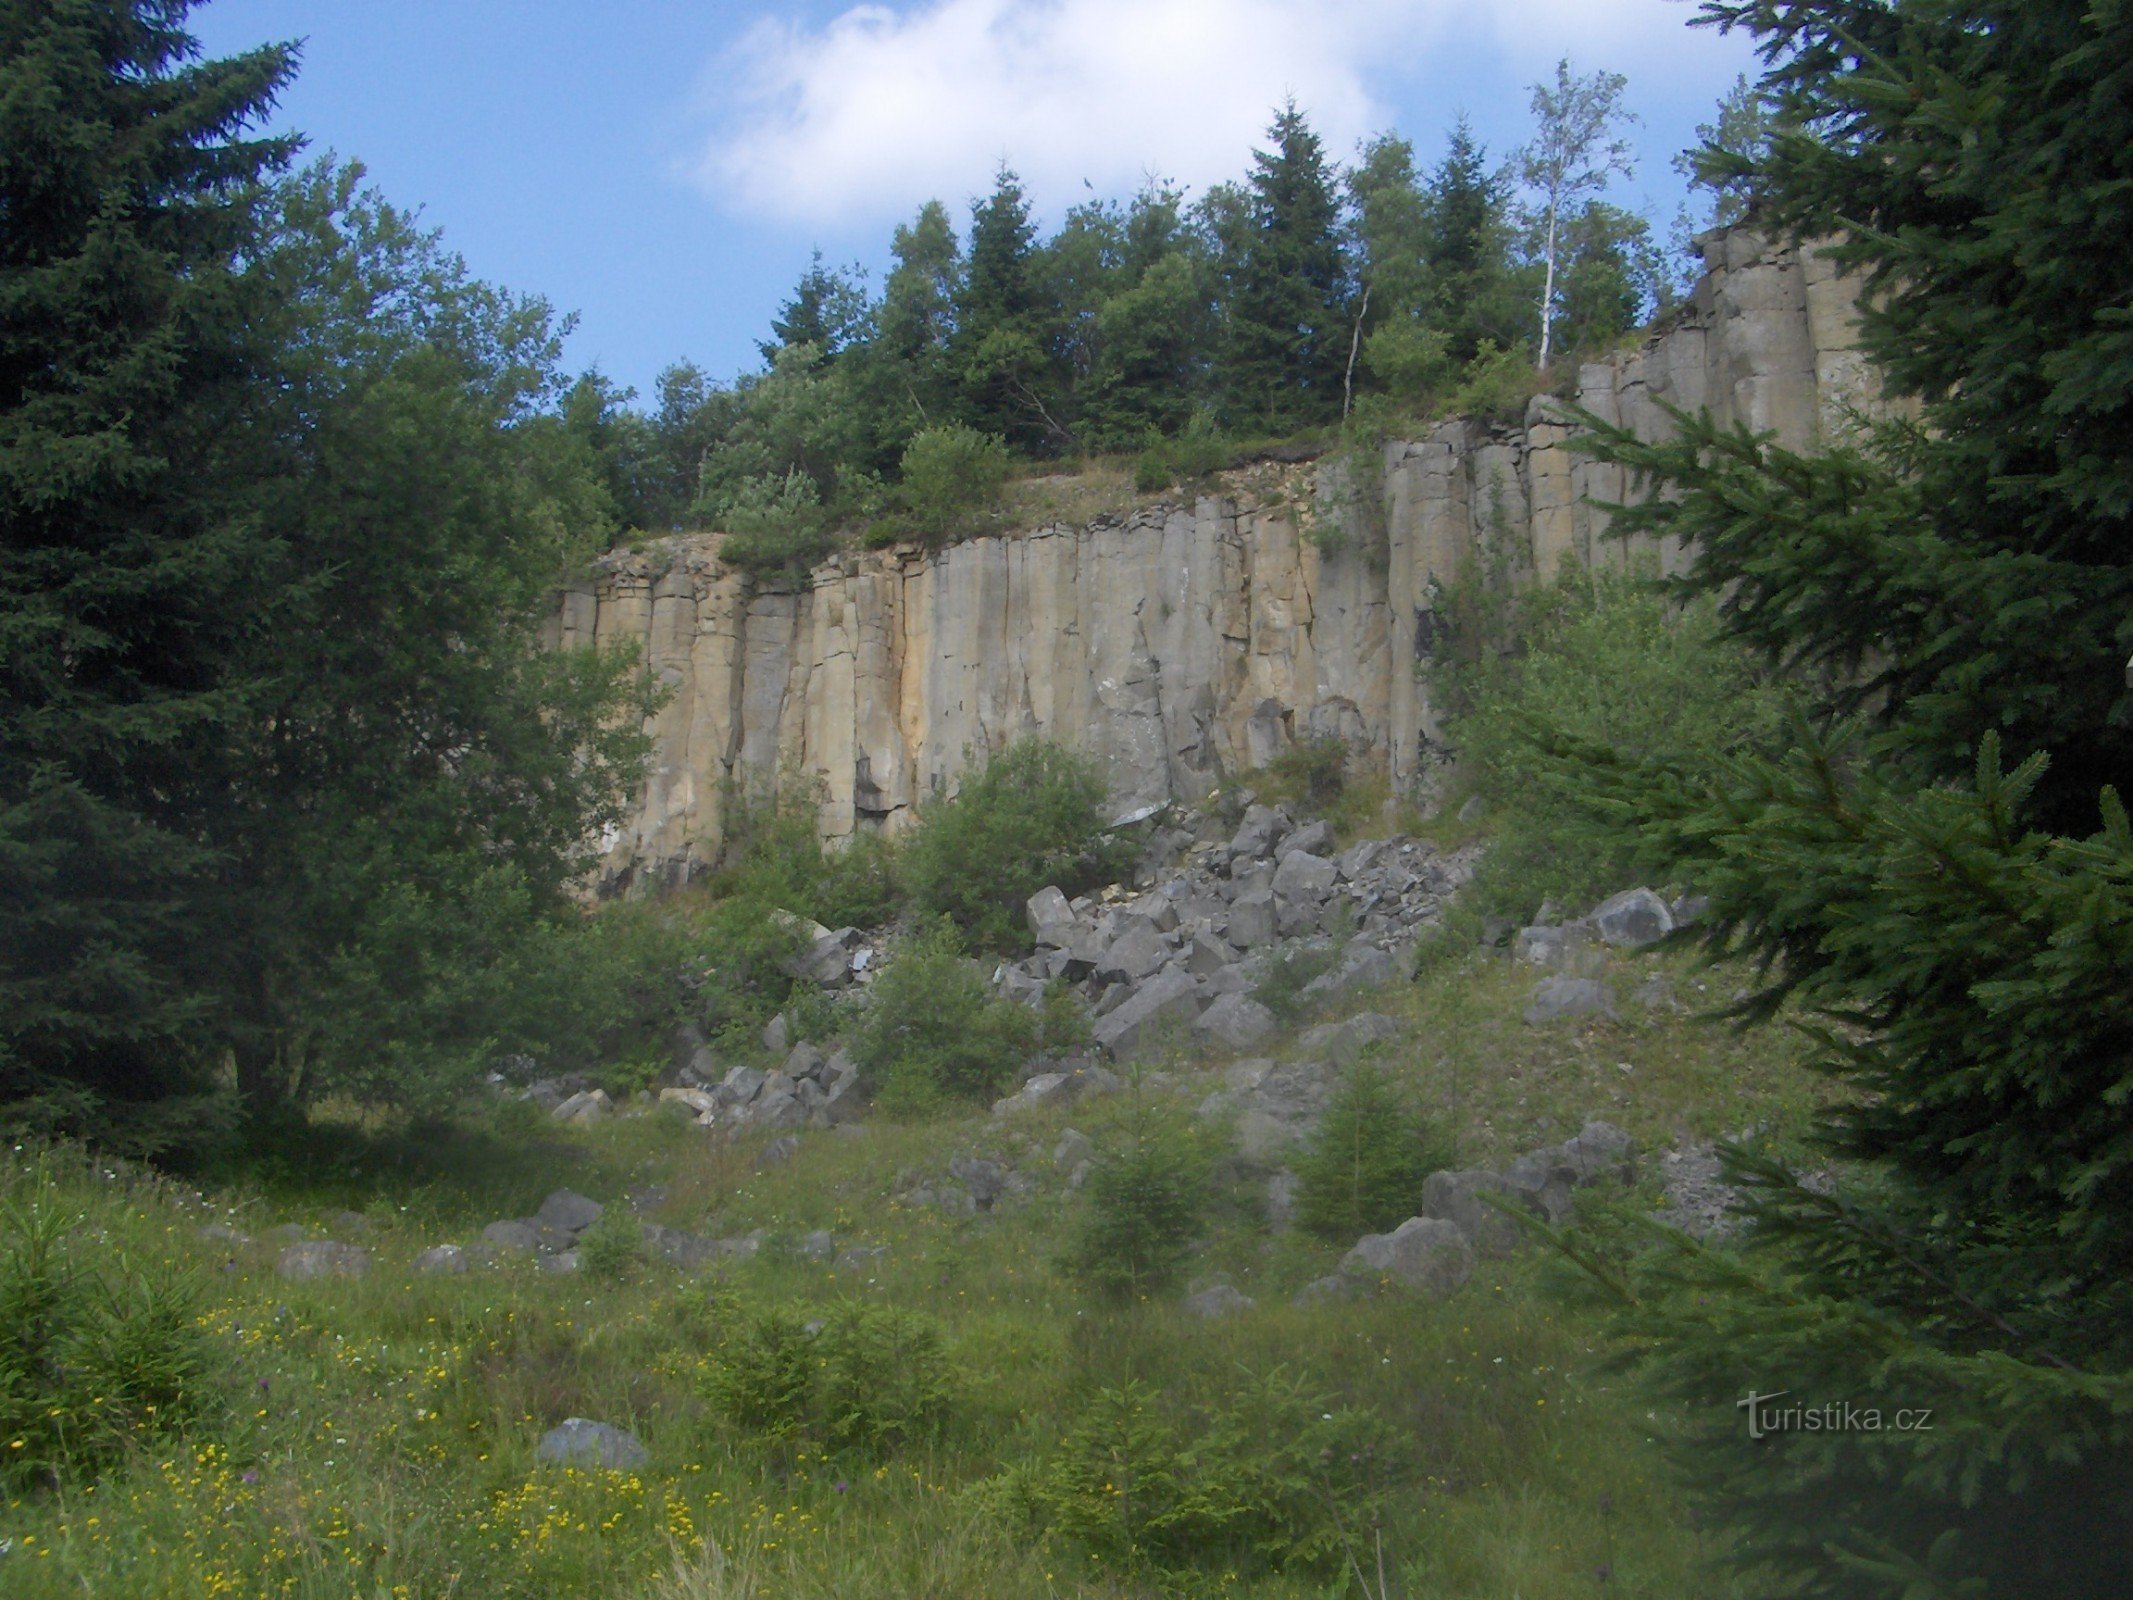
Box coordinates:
[951,166,1067,451]
[1215,102,1351,430]
[1419,116,1518,364]
[0,0,296,1130]
[1552,3,2133,1593]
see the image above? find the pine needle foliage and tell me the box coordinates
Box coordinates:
[1547,3,2133,1594]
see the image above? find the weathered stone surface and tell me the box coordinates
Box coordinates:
[1226,890,1277,948]
[1279,819,1336,860]
[1091,966,1202,1058]
[1298,1012,1402,1067]
[717,1064,766,1105]
[1185,1283,1256,1319]
[659,1086,719,1118]
[1420,1170,1523,1257]
[1589,888,1673,949]
[536,1419,648,1470]
[412,1244,470,1276]
[1271,850,1339,902]
[535,1190,604,1237]
[551,1089,611,1125]
[992,1072,1071,1118]
[791,928,863,988]
[756,1133,801,1168]
[1340,1217,1474,1296]
[1192,991,1278,1050]
[481,1219,540,1253]
[562,233,1875,889]
[1095,921,1169,983]
[1513,923,1594,971]
[1523,976,1616,1026]
[277,1240,370,1281]
[1027,886,1077,945]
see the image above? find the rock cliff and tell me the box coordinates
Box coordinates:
[548,232,1877,887]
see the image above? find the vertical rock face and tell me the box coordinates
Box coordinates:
[553,234,1880,888]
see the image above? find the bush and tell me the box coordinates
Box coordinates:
[1442,339,1544,421]
[1291,1061,1442,1240]
[1251,943,1340,1024]
[0,1162,215,1487]
[852,923,1035,1114]
[703,1299,948,1455]
[899,740,1129,951]
[1026,1372,1401,1575]
[1133,413,1233,492]
[575,1207,647,1283]
[1061,1101,1209,1301]
[712,469,834,579]
[689,893,806,1050]
[1433,561,1784,919]
[898,424,1009,539]
[717,783,901,931]
[1262,733,1349,811]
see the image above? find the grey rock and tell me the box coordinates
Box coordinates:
[1027,885,1079,946]
[1670,892,1710,928]
[756,1133,801,1168]
[534,1190,604,1238]
[276,1240,370,1282]
[1053,1128,1095,1172]
[1630,975,1676,1010]
[1183,931,1233,977]
[1512,922,1596,971]
[1557,1119,1636,1183]
[1192,991,1278,1050]
[836,1245,888,1272]
[1096,920,1170,984]
[659,1086,719,1119]
[1340,1217,1474,1296]
[481,1219,541,1253]
[1457,794,1487,824]
[1522,976,1616,1026]
[551,1088,611,1125]
[536,1418,648,1470]
[992,1072,1071,1118]
[1337,838,1387,879]
[1292,1273,1357,1306]
[1090,966,1202,1059]
[792,928,862,988]
[1420,1170,1523,1257]
[412,1244,470,1276]
[949,1155,1008,1209]
[1271,850,1339,902]
[751,1085,805,1129]
[799,1229,836,1261]
[1478,915,1518,949]
[1235,1108,1306,1164]
[1300,944,1403,1001]
[538,1249,580,1274]
[718,1064,767,1106]
[1226,890,1278,948]
[761,1013,790,1053]
[1184,1283,1256,1319]
[1298,1012,1402,1068]
[1228,804,1291,862]
[1589,888,1674,949]
[784,1042,828,1082]
[1266,1169,1298,1231]
[1278,819,1336,861]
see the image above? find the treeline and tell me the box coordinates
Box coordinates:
[574,66,1750,573]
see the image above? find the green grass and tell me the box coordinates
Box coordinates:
[0,933,1818,1598]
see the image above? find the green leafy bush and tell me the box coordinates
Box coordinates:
[1133,413,1234,492]
[689,893,806,1050]
[1442,339,1544,420]
[703,1299,948,1455]
[1026,1372,1401,1575]
[1433,561,1783,919]
[1263,733,1349,811]
[1251,943,1340,1024]
[716,784,901,931]
[0,1163,215,1487]
[899,740,1127,951]
[575,1207,647,1283]
[851,923,1035,1114]
[897,424,1010,539]
[1061,1101,1209,1301]
[1292,1061,1443,1239]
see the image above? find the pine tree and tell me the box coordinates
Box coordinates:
[1551,3,2133,1593]
[1419,116,1519,366]
[951,166,1068,452]
[757,250,868,368]
[1214,102,1352,430]
[0,0,296,1132]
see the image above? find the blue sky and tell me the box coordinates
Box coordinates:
[191,0,1762,404]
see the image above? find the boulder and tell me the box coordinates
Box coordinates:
[1095,920,1169,984]
[755,1133,801,1168]
[1589,888,1674,949]
[1298,1012,1402,1068]
[1292,1273,1357,1306]
[537,1249,580,1274]
[1278,819,1336,861]
[276,1240,370,1282]
[799,1229,836,1261]
[1228,804,1291,862]
[1420,1170,1523,1257]
[412,1244,470,1276]
[1053,1128,1095,1172]
[1226,890,1278,948]
[1090,966,1202,1059]
[1192,991,1278,1051]
[1271,849,1339,903]
[481,1219,540,1253]
[1183,931,1233,978]
[1300,943,1403,1001]
[1522,976,1616,1026]
[551,1088,611,1125]
[1340,1217,1474,1296]
[783,1042,828,1082]
[1512,923,1595,971]
[659,1086,719,1119]
[717,1064,767,1106]
[761,1012,790,1053]
[791,928,863,988]
[992,1072,1072,1118]
[1670,892,1710,928]
[949,1154,1010,1209]
[1026,885,1079,946]
[1556,1119,1636,1184]
[535,1418,648,1470]
[534,1190,604,1237]
[1184,1283,1256,1320]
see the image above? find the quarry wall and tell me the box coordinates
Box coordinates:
[546,231,1877,887]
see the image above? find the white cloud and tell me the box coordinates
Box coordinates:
[691,0,1721,228]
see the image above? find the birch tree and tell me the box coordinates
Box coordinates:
[1513,58,1637,369]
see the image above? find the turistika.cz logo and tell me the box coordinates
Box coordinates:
[1736,1390,1935,1440]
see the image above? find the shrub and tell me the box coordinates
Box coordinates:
[689,893,805,1050]
[1432,561,1784,919]
[1251,943,1340,1024]
[0,1162,215,1487]
[852,923,1035,1114]
[1061,1101,1209,1301]
[717,783,901,931]
[1262,733,1349,812]
[575,1207,647,1283]
[898,740,1128,951]
[712,469,834,579]
[1292,1061,1443,1240]
[1442,339,1544,421]
[1133,413,1233,492]
[703,1299,948,1455]
[1026,1372,1401,1575]
[898,424,1010,539]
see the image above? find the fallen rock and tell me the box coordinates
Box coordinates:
[1027,885,1079,946]
[535,1418,648,1470]
[1193,991,1278,1051]
[659,1086,719,1119]
[1053,1128,1095,1171]
[1522,976,1616,1026]
[1589,887,1673,949]
[1185,1283,1256,1319]
[276,1240,370,1282]
[1278,819,1336,860]
[551,1088,611,1125]
[1298,1012,1402,1067]
[481,1219,540,1253]
[535,1190,604,1237]
[1226,890,1278,948]
[1339,1217,1473,1296]
[799,1229,836,1261]
[1292,1273,1357,1305]
[1420,1170,1523,1257]
[412,1244,470,1276]
[1091,966,1202,1059]
[992,1072,1072,1118]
